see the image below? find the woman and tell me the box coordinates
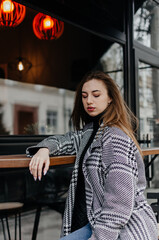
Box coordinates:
[27,71,158,240]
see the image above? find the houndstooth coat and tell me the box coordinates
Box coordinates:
[26,123,158,240]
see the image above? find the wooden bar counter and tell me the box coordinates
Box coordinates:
[0,154,76,168]
[0,147,159,168]
[142,147,159,157]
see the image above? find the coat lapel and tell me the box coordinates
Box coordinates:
[82,125,107,219]
[74,122,93,167]
[85,124,106,157]
[82,125,106,181]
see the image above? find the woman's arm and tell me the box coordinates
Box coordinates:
[26,130,83,181]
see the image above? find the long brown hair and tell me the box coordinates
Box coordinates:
[71,71,142,155]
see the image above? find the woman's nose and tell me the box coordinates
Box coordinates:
[87,95,93,104]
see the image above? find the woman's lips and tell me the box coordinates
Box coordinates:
[87,107,95,112]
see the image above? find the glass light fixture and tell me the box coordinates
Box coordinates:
[17,59,24,71]
[8,57,32,79]
[2,0,14,13]
[0,0,26,27]
[43,16,54,29]
[33,13,64,40]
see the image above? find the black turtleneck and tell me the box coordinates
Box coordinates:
[71,113,102,232]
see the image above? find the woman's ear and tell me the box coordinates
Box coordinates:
[108,98,112,105]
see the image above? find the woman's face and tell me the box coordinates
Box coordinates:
[82,79,112,117]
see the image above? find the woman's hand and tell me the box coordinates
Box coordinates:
[29,148,50,181]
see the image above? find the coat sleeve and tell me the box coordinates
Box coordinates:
[26,130,83,157]
[91,130,137,240]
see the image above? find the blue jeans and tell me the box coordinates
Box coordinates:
[59,223,92,240]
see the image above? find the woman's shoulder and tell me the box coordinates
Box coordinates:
[111,126,130,138]
[103,126,131,142]
[102,126,134,154]
[102,126,135,165]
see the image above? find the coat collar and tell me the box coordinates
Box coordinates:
[92,123,107,148]
[75,122,108,167]
[84,122,108,150]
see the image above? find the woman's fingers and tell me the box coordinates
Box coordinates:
[29,155,40,180]
[43,158,50,176]
[29,155,38,179]
[38,156,50,181]
[38,158,44,181]
[29,148,50,181]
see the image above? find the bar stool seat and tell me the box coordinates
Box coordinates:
[0,202,24,240]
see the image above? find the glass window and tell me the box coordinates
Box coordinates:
[0,4,124,136]
[65,109,73,132]
[138,61,159,191]
[98,43,124,94]
[134,0,159,50]
[46,110,58,134]
[0,79,75,135]
[138,61,159,146]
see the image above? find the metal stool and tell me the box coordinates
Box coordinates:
[0,202,24,240]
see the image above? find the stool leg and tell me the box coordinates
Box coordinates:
[15,214,17,240]
[19,213,22,240]
[5,216,11,240]
[1,218,7,240]
[32,206,42,240]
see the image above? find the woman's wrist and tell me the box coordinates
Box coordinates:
[38,147,49,154]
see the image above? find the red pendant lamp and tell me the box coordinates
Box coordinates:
[0,0,26,27]
[33,13,64,40]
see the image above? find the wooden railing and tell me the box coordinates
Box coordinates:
[142,147,159,156]
[0,147,159,168]
[0,154,76,168]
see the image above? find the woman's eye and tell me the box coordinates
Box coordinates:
[94,95,100,98]
[82,95,87,98]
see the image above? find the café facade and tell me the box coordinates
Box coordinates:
[0,0,159,238]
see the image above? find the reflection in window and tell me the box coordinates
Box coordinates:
[134,0,159,50]
[0,4,124,136]
[46,110,58,134]
[98,43,124,95]
[138,62,159,145]
[139,118,144,133]
[139,62,159,189]
[66,109,73,132]
[0,103,9,135]
[0,79,75,135]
